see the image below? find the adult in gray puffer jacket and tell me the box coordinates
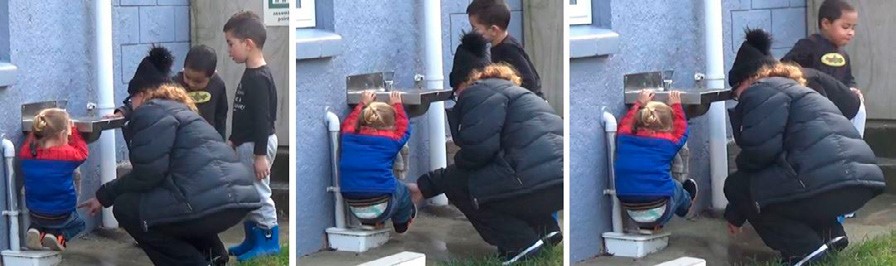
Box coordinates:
[724,29,884,266]
[79,47,260,266]
[415,30,562,266]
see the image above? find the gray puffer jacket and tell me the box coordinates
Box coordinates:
[729,77,884,210]
[96,99,260,231]
[445,78,563,207]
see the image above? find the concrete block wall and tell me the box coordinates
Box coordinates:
[114,1,191,162]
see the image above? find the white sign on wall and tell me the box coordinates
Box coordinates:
[264,0,290,26]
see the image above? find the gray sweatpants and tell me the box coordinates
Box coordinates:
[235,134,278,229]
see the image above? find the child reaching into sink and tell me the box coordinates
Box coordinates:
[20,108,87,251]
[340,91,417,233]
[614,90,697,231]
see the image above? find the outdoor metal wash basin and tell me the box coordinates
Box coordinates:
[622,71,732,118]
[21,101,125,144]
[345,72,453,118]
[623,90,732,118]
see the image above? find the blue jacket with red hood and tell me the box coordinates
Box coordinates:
[339,103,411,195]
[20,126,88,216]
[614,102,688,199]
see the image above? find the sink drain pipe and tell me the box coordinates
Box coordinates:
[2,138,19,251]
[94,0,118,228]
[703,0,729,210]
[325,109,346,229]
[421,0,449,206]
[601,111,623,233]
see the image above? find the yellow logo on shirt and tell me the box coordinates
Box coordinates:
[821,53,846,67]
[187,91,211,104]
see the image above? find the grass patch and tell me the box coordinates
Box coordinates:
[744,231,896,266]
[237,244,289,266]
[439,244,563,266]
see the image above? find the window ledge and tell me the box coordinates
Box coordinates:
[569,26,619,59]
[296,28,343,60]
[0,62,18,87]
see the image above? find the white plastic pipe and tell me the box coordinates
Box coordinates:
[422,0,448,206]
[704,0,729,210]
[2,138,19,251]
[95,0,118,228]
[601,111,623,233]
[326,110,346,229]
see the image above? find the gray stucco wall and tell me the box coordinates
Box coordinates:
[296,0,524,257]
[569,0,806,261]
[0,0,189,250]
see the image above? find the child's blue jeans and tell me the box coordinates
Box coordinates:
[388,183,416,224]
[29,211,85,240]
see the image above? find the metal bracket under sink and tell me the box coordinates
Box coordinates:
[21,101,125,144]
[345,72,453,118]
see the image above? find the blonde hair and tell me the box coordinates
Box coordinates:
[458,63,523,92]
[635,101,674,132]
[30,108,71,153]
[753,62,807,86]
[360,102,396,130]
[144,84,198,111]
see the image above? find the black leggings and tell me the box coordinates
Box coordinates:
[112,193,249,266]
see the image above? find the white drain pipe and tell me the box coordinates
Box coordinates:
[2,138,19,251]
[326,110,346,229]
[704,0,729,210]
[601,111,623,233]
[94,0,118,228]
[421,0,448,206]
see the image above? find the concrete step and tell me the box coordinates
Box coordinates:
[877,157,896,194]
[865,120,896,158]
[270,147,289,184]
[272,180,290,219]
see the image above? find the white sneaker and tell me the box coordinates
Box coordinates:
[25,228,42,250]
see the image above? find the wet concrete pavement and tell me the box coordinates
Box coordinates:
[580,194,896,265]
[60,219,290,265]
[299,205,564,265]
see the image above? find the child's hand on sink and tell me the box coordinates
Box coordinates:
[669,91,682,105]
[389,91,403,105]
[360,90,376,105]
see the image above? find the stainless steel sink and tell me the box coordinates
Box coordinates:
[21,101,125,144]
[346,90,454,118]
[622,71,732,118]
[345,72,453,118]
[623,90,732,118]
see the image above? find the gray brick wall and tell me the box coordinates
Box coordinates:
[114,1,190,124]
[727,0,807,63]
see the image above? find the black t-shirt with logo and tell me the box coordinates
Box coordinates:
[229,66,277,156]
[781,33,856,87]
[174,72,228,139]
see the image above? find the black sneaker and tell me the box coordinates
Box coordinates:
[541,231,562,246]
[790,243,830,266]
[500,240,545,265]
[683,179,698,201]
[393,202,418,234]
[827,236,848,252]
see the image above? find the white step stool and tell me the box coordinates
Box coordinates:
[1,250,61,266]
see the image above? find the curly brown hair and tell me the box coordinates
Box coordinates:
[753,62,807,86]
[144,84,198,111]
[458,63,523,93]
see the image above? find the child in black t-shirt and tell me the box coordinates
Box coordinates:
[174,45,228,139]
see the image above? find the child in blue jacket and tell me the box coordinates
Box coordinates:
[20,108,88,251]
[340,91,417,233]
[615,90,697,229]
